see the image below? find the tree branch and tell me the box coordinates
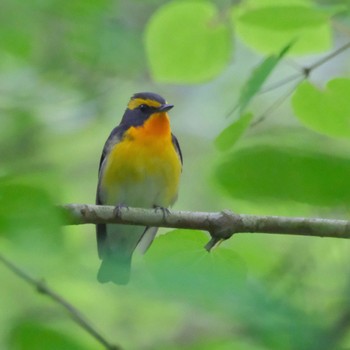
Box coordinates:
[260,41,350,95]
[61,204,350,250]
[0,253,121,350]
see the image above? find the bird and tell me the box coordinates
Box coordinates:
[96,92,182,284]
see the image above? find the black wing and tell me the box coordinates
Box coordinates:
[171,133,183,166]
[96,125,126,258]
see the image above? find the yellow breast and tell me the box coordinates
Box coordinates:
[101,113,181,207]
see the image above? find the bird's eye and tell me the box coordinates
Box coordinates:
[139,104,148,112]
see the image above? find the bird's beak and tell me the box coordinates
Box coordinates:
[158,104,174,112]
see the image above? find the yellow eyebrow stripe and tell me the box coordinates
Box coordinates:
[128,98,162,110]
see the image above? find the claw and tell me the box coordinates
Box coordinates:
[113,203,129,217]
[153,205,170,220]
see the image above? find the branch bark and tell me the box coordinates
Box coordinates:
[61,204,350,250]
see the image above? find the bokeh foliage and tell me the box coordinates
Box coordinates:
[1,0,350,349]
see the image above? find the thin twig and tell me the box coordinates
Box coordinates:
[0,253,121,350]
[61,204,350,249]
[226,41,350,125]
[225,103,239,119]
[251,77,304,127]
[307,41,350,72]
[259,72,302,94]
[260,41,350,96]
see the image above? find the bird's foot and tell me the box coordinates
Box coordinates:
[153,205,170,220]
[113,203,129,218]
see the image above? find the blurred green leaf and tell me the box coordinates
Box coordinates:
[0,109,42,164]
[238,42,294,114]
[0,182,62,248]
[215,43,292,151]
[243,0,314,6]
[158,337,267,350]
[145,230,246,300]
[292,78,350,138]
[318,4,348,16]
[235,5,331,54]
[215,112,254,151]
[8,321,90,350]
[239,6,325,29]
[143,232,324,350]
[215,144,350,206]
[145,1,232,83]
[0,2,36,60]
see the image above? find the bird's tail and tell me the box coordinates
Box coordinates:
[97,253,132,285]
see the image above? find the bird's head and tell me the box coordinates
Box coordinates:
[121,92,173,127]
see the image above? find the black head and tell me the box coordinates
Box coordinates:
[120,92,174,127]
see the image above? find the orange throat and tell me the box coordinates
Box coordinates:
[139,112,171,137]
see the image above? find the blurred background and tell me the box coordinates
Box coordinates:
[1,0,350,349]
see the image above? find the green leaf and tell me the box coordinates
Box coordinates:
[145,230,246,299]
[215,42,292,151]
[8,322,90,350]
[144,231,321,349]
[215,112,254,151]
[145,1,232,83]
[292,78,350,138]
[0,182,62,249]
[247,0,313,6]
[215,144,350,206]
[238,41,294,114]
[235,5,331,54]
[318,4,349,16]
[0,109,42,164]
